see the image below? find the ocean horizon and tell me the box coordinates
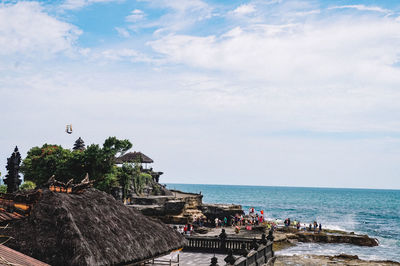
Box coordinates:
[167,182,400,191]
[166,183,400,262]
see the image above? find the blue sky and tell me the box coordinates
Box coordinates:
[1,0,400,189]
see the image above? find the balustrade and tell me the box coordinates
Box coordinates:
[186,233,274,266]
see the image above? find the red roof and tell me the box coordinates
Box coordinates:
[0,245,49,266]
[0,209,24,223]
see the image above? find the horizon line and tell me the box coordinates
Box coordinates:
[165,182,400,191]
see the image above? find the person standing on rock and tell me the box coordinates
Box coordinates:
[319,223,322,232]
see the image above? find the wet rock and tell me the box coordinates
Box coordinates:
[274,254,400,266]
[295,232,379,246]
[200,204,244,222]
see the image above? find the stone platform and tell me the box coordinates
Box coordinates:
[150,252,226,265]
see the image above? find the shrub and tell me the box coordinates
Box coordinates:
[20,181,37,190]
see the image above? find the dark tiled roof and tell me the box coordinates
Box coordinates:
[0,209,23,223]
[0,245,49,266]
[115,151,154,164]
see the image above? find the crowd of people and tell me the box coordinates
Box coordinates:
[173,207,323,235]
[283,218,323,232]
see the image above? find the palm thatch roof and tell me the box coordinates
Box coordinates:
[115,151,154,164]
[4,188,186,266]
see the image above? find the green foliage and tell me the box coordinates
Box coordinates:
[0,185,6,194]
[83,137,132,189]
[132,162,152,196]
[21,144,79,185]
[21,137,132,192]
[96,166,119,193]
[20,181,36,190]
[118,163,134,200]
[152,183,161,195]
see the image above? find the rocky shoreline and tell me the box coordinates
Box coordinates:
[272,226,378,251]
[192,225,398,265]
[273,254,400,265]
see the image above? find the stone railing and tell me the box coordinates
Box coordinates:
[186,236,264,253]
[226,244,273,266]
[184,232,274,266]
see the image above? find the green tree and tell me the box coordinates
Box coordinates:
[0,185,6,194]
[21,137,132,192]
[20,181,36,190]
[118,163,134,200]
[21,144,79,185]
[83,137,132,188]
[131,161,152,195]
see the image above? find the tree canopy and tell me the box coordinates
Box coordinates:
[21,137,132,192]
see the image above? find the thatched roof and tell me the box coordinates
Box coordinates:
[115,151,154,164]
[4,189,186,266]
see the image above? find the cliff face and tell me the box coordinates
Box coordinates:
[200,204,245,221]
[130,190,244,224]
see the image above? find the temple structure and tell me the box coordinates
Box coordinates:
[115,151,164,183]
[73,137,85,151]
[4,146,22,193]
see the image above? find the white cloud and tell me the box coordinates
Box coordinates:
[115,27,130,38]
[233,4,256,15]
[291,9,320,17]
[132,0,213,33]
[99,48,152,62]
[126,9,145,22]
[149,15,400,133]
[329,5,390,13]
[62,0,122,10]
[150,18,400,82]
[0,2,81,56]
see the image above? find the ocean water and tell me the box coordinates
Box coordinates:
[166,184,400,262]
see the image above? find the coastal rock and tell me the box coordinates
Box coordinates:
[275,227,379,247]
[200,203,244,221]
[294,232,378,246]
[274,254,400,265]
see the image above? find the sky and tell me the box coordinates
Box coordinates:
[1,0,400,189]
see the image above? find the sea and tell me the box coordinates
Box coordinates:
[166,184,400,262]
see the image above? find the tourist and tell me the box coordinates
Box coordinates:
[296,221,301,230]
[309,223,312,231]
[215,217,219,228]
[190,224,194,235]
[319,223,322,232]
[224,217,228,226]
